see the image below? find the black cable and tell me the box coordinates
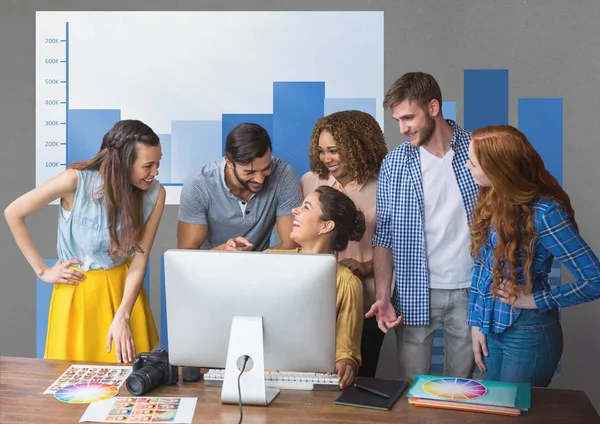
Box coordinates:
[238,355,250,424]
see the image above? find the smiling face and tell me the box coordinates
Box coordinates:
[227,149,273,193]
[289,191,333,246]
[466,141,491,187]
[390,99,436,147]
[317,130,350,182]
[129,142,162,190]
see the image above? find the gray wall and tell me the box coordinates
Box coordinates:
[1,0,599,412]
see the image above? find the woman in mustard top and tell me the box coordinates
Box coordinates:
[268,185,365,389]
[5,120,165,363]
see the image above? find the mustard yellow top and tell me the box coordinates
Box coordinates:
[265,248,363,367]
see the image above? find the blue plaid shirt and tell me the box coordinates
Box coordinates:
[372,120,479,326]
[468,198,600,334]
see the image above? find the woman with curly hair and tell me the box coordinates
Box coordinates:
[301,110,388,377]
[466,125,600,386]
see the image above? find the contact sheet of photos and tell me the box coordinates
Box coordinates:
[80,397,198,423]
[44,365,132,394]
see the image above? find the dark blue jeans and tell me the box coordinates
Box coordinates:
[483,309,563,387]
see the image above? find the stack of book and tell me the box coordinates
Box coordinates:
[406,374,531,417]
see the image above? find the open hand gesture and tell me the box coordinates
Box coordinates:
[365,299,403,333]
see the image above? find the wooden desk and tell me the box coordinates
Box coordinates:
[1,357,598,423]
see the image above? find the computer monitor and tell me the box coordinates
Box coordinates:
[163,249,337,406]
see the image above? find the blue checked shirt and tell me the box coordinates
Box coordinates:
[372,120,479,326]
[468,198,600,334]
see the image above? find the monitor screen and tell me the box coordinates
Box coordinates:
[163,249,337,374]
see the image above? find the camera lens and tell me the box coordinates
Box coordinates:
[126,365,166,396]
[126,372,148,396]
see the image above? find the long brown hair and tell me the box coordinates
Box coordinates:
[308,110,387,184]
[470,125,576,303]
[69,119,160,257]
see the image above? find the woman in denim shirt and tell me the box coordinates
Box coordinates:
[5,120,166,363]
[466,125,600,386]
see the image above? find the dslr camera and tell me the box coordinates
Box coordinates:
[126,349,178,396]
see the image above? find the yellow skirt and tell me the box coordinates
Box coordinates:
[44,259,159,363]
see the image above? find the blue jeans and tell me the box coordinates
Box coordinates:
[483,309,563,387]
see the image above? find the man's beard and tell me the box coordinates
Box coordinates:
[233,165,268,193]
[417,114,436,147]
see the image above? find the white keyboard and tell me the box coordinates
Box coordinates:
[203,369,340,391]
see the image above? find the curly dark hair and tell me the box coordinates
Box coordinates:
[308,110,388,184]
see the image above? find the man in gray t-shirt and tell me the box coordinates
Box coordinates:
[177,122,303,252]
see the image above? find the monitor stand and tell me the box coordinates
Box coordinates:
[221,315,280,406]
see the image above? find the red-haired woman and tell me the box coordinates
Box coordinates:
[466,125,600,386]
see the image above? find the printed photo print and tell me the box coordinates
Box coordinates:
[105,397,182,423]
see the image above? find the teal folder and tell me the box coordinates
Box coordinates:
[406,374,531,411]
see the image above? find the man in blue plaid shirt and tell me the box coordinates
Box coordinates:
[366,72,479,381]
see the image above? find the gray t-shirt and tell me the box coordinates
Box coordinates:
[178,157,303,251]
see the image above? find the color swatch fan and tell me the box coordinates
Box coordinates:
[422,377,487,400]
[54,382,118,404]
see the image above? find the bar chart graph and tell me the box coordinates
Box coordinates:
[36,11,384,204]
[462,69,563,185]
[463,69,510,131]
[62,83,379,187]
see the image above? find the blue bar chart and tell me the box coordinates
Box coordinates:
[464,69,509,131]
[518,98,563,186]
[36,12,384,204]
[67,109,121,164]
[273,82,325,177]
[169,120,222,184]
[518,97,563,356]
[442,101,457,121]
[58,81,380,189]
